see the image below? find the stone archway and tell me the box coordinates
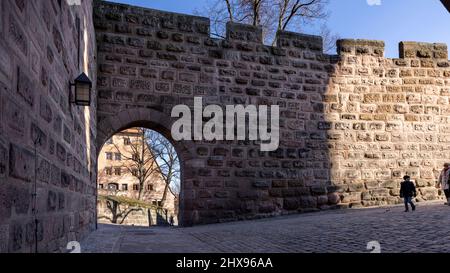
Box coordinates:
[96,107,196,226]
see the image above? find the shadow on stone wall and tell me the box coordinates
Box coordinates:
[0,0,97,253]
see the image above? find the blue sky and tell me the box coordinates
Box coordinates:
[107,0,450,57]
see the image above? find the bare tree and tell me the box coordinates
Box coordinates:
[98,129,180,225]
[275,0,328,31]
[319,23,340,54]
[145,130,180,207]
[196,0,337,51]
[109,128,181,204]
[197,0,270,38]
[101,197,141,224]
[110,128,159,200]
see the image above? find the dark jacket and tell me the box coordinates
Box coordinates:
[400,180,417,198]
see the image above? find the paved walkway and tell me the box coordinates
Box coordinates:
[81,201,450,253]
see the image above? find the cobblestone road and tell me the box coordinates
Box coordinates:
[81,201,450,253]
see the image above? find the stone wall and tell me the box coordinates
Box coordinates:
[330,40,449,207]
[94,1,450,226]
[0,0,97,252]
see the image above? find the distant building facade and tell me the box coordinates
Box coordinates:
[97,128,178,225]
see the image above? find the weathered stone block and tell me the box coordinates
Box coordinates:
[9,223,23,252]
[127,38,144,48]
[47,190,57,212]
[0,142,7,177]
[16,68,34,107]
[9,144,34,182]
[300,196,317,208]
[58,192,65,211]
[130,80,152,91]
[311,186,327,195]
[31,123,47,149]
[8,15,27,57]
[207,157,224,167]
[155,82,170,93]
[39,96,53,124]
[0,224,9,253]
[283,198,300,210]
[328,193,340,204]
[61,171,72,188]
[252,180,270,189]
[317,195,328,206]
[25,221,43,244]
[341,192,362,203]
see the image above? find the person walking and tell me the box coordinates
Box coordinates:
[437,163,450,205]
[400,175,417,212]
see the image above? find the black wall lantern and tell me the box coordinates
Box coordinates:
[69,72,92,106]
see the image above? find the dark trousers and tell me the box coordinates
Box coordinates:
[404,197,415,211]
[445,189,450,199]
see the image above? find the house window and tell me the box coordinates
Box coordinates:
[153,200,162,207]
[147,184,154,191]
[133,184,139,191]
[131,169,138,176]
[105,168,112,176]
[115,153,121,161]
[114,167,121,176]
[99,184,104,189]
[122,184,128,191]
[106,152,113,160]
[108,183,118,191]
[124,138,131,145]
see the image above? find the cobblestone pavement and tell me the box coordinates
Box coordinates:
[81,201,450,253]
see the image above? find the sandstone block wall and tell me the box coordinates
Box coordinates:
[331,40,450,207]
[93,1,450,226]
[0,0,97,252]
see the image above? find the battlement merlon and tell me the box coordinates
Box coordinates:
[95,0,211,36]
[337,39,448,60]
[276,31,323,52]
[337,39,385,57]
[399,42,448,59]
[95,1,449,60]
[226,22,263,43]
